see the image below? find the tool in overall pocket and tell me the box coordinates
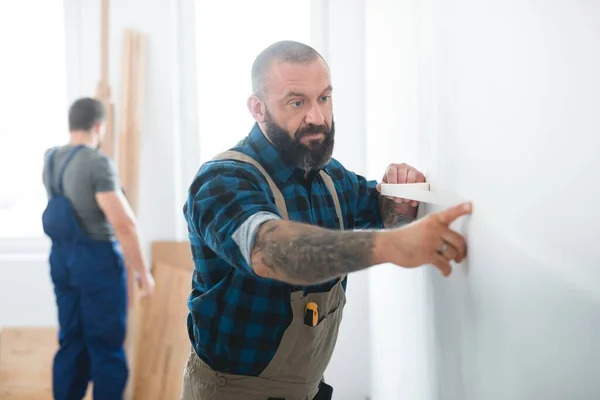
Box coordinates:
[304,302,319,326]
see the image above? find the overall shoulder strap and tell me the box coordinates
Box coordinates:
[211,150,289,220]
[319,170,347,283]
[318,170,344,230]
[56,145,85,195]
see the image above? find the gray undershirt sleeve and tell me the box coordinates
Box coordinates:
[91,156,119,193]
[232,211,282,266]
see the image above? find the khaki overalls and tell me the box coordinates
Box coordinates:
[181,151,347,400]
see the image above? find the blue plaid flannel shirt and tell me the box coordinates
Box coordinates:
[183,123,383,376]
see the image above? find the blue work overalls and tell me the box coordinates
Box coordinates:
[42,145,129,400]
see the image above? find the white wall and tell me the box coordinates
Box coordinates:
[365,1,436,399]
[367,0,600,399]
[0,253,56,327]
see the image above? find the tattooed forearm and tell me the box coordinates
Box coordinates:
[250,220,382,285]
[379,196,417,228]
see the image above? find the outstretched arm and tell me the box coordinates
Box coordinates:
[189,160,469,286]
[250,220,388,285]
[251,202,472,284]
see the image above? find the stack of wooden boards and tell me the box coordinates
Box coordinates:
[131,242,195,399]
[0,242,194,400]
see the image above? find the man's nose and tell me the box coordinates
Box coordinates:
[305,103,325,126]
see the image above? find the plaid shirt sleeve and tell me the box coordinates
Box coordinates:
[328,159,383,230]
[352,173,384,229]
[186,160,282,274]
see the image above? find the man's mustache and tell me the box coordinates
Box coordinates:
[295,124,330,138]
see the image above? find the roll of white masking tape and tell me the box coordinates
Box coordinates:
[380,183,466,206]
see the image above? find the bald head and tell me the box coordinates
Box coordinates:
[247,41,335,170]
[251,41,326,98]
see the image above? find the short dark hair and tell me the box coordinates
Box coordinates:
[68,97,105,132]
[251,40,326,97]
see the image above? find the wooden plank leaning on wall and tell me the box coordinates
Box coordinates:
[97,0,115,159]
[132,242,195,400]
[118,28,146,400]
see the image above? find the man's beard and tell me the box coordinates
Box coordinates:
[263,111,335,170]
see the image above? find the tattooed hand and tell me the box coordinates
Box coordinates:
[376,163,426,228]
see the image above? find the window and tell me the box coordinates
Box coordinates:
[0,1,68,239]
[195,1,312,163]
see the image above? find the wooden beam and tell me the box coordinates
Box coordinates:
[118,30,145,215]
[129,31,146,213]
[118,31,136,400]
[96,0,115,159]
[117,28,147,400]
[117,30,133,205]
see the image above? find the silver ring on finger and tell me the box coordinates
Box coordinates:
[437,241,448,256]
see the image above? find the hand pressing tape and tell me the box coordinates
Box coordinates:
[380,183,466,206]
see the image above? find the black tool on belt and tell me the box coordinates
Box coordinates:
[267,381,334,400]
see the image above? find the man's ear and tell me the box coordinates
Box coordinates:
[93,121,104,133]
[247,94,267,123]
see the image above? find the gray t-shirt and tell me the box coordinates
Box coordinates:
[42,144,120,241]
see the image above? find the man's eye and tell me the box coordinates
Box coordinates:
[320,95,330,102]
[291,101,304,108]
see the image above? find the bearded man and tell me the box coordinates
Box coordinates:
[181,40,471,400]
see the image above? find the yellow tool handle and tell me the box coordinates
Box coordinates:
[305,302,319,327]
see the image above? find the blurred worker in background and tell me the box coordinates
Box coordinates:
[181,41,471,400]
[41,97,155,400]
